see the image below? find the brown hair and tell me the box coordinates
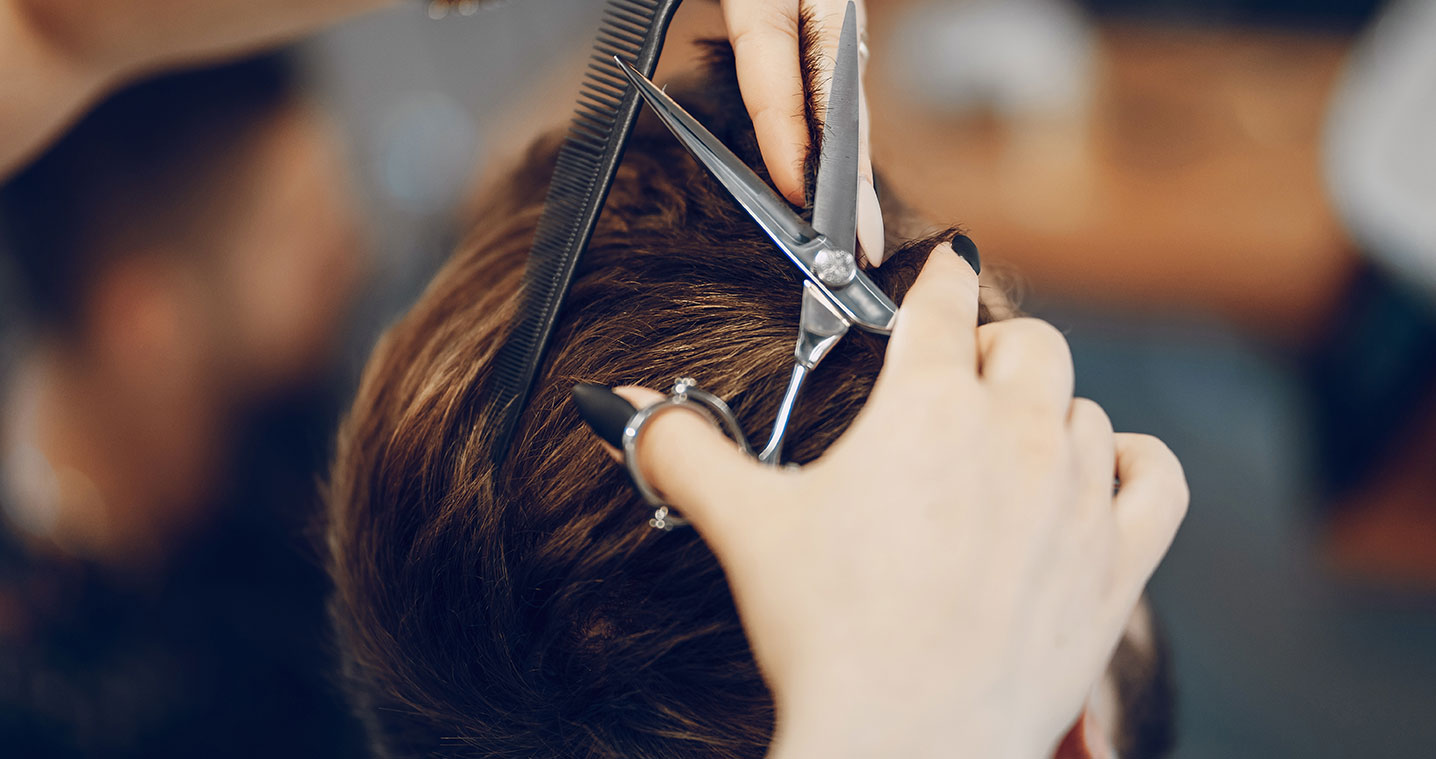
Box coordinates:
[325,40,1007,758]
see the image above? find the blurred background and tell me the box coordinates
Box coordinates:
[1,0,1433,756]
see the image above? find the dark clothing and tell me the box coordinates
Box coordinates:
[0,391,365,758]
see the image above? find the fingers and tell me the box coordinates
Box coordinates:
[725,0,807,204]
[727,0,883,263]
[609,386,781,545]
[977,318,1075,413]
[884,242,981,374]
[1112,433,1189,589]
[857,92,884,266]
[806,0,850,103]
[1067,398,1116,503]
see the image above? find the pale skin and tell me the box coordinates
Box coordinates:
[0,0,392,175]
[609,244,1189,759]
[0,0,881,259]
[722,0,885,262]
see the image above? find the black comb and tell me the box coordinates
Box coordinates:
[488,0,684,463]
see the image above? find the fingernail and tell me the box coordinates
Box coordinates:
[571,383,637,449]
[857,178,885,266]
[950,233,981,274]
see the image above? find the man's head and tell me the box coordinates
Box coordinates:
[0,55,364,562]
[0,54,363,399]
[326,40,1170,759]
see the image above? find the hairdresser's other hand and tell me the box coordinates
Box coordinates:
[722,0,885,264]
[13,0,392,77]
[1,0,392,177]
[601,245,1187,759]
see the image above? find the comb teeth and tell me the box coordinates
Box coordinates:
[488,0,682,463]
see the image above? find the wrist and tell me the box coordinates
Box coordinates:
[770,720,1030,759]
[766,683,1037,759]
[11,0,401,89]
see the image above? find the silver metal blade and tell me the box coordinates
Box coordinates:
[810,1,861,252]
[613,56,819,252]
[758,284,850,465]
[795,282,850,368]
[617,55,897,336]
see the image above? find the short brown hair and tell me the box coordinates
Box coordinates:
[325,41,1005,758]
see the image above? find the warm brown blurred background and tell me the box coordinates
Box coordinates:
[2,0,1433,757]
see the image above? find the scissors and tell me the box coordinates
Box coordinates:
[615,0,896,467]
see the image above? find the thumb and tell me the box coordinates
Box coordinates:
[571,384,780,544]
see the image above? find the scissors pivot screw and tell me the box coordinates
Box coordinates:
[813,248,857,287]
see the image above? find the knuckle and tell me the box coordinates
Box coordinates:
[771,1,804,28]
[747,103,793,133]
[1072,399,1114,438]
[1070,397,1107,421]
[1121,432,1164,460]
[730,8,801,49]
[1131,432,1166,449]
[1149,436,1187,482]
[1009,318,1072,359]
[978,319,1075,385]
[1129,434,1191,507]
[814,15,846,46]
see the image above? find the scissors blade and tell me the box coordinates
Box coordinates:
[614,56,820,252]
[796,282,850,365]
[811,1,861,253]
[758,283,850,465]
[617,55,896,335]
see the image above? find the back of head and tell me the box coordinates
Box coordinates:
[326,42,1001,759]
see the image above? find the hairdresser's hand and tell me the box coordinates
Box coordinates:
[12,0,392,76]
[722,0,886,264]
[592,245,1187,759]
[1,0,392,177]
